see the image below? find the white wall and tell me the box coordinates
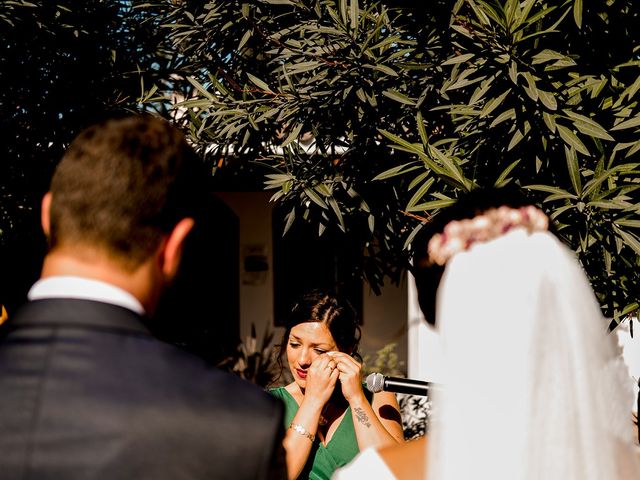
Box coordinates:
[214,191,408,371]
[408,273,445,382]
[362,281,408,373]
[214,192,275,341]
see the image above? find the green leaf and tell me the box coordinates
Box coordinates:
[372,163,416,181]
[573,120,614,141]
[623,74,640,101]
[368,214,375,234]
[573,0,583,28]
[549,204,575,220]
[494,159,521,187]
[281,123,304,147]
[626,140,640,158]
[283,207,296,236]
[403,223,424,251]
[588,201,628,210]
[339,0,347,25]
[468,0,492,25]
[446,73,484,91]
[442,53,475,66]
[538,90,557,111]
[246,73,273,93]
[564,111,614,140]
[379,129,421,152]
[417,111,429,145]
[238,29,252,51]
[508,129,524,151]
[427,144,467,187]
[489,108,516,128]
[614,227,640,256]
[505,0,521,27]
[372,64,398,77]
[314,183,332,197]
[286,61,322,75]
[582,169,618,199]
[186,76,215,100]
[611,115,640,131]
[328,197,345,232]
[509,61,518,84]
[469,76,495,105]
[531,49,567,65]
[349,0,359,32]
[614,302,640,322]
[304,188,328,209]
[615,219,640,229]
[382,89,415,105]
[406,177,435,210]
[565,146,582,195]
[543,112,557,133]
[408,170,430,190]
[378,130,441,174]
[480,90,510,118]
[407,198,456,212]
[556,124,590,156]
[526,184,577,199]
[522,72,538,102]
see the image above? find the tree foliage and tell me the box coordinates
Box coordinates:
[0,0,167,307]
[146,0,640,321]
[0,1,167,242]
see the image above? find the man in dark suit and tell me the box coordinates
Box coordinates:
[0,115,286,479]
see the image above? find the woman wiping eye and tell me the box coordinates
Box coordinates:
[269,290,404,480]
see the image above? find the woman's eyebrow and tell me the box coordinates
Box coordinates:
[288,335,333,348]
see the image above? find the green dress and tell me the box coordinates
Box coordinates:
[269,386,372,480]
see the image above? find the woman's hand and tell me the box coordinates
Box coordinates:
[304,353,340,407]
[327,351,365,403]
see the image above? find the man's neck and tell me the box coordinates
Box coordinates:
[40,248,161,315]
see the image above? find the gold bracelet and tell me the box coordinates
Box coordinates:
[289,423,314,442]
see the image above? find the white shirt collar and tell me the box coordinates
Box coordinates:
[28,276,146,315]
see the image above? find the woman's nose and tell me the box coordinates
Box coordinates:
[298,348,312,367]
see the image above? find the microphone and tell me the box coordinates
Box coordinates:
[365,372,430,396]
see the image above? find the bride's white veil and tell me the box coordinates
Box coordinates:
[427,228,639,479]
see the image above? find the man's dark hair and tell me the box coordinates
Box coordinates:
[48,115,204,270]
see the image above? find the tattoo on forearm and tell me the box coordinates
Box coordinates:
[353,407,371,428]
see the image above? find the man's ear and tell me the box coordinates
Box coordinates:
[160,218,195,280]
[41,192,52,237]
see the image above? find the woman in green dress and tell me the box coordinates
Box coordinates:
[270,291,404,480]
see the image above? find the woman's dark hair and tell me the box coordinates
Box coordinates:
[277,290,361,360]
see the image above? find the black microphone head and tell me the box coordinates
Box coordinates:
[365,372,385,393]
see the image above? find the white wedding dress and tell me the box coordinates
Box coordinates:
[427,229,640,479]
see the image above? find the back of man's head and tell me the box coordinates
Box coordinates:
[48,115,203,271]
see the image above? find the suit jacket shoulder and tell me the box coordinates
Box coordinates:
[0,299,286,480]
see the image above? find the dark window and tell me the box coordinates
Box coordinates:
[272,207,363,326]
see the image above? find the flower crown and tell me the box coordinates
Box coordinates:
[427,205,549,266]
